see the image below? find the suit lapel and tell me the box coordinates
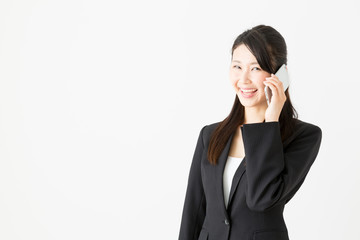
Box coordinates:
[214,127,247,215]
[228,158,246,207]
[214,130,235,217]
[227,126,246,208]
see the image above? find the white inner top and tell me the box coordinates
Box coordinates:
[223,156,244,209]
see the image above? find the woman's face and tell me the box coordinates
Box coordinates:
[229,44,271,108]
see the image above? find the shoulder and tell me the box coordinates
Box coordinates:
[202,121,221,136]
[202,119,322,134]
[199,119,322,145]
[196,121,222,147]
[293,118,322,137]
[285,118,322,146]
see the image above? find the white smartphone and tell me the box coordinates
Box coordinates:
[264,63,290,105]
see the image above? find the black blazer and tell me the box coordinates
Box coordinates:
[178,119,322,240]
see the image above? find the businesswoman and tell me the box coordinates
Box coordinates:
[178,25,322,240]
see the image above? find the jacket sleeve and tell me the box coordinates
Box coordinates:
[178,125,207,240]
[242,121,322,212]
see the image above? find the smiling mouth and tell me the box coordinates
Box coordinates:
[239,88,258,98]
[240,88,258,94]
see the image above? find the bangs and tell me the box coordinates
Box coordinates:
[242,31,275,73]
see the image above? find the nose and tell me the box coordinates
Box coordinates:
[237,70,251,87]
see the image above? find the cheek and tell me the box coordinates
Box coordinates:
[253,78,266,95]
[229,73,238,86]
[255,75,267,87]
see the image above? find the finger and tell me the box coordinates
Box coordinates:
[264,81,278,96]
[265,78,283,92]
[264,79,281,94]
[267,74,283,87]
[264,79,287,102]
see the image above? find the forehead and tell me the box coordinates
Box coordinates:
[232,44,258,64]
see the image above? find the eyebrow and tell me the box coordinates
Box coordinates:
[232,60,259,65]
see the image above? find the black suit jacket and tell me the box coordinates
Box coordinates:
[178,119,322,240]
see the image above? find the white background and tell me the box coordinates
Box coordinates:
[1,0,359,239]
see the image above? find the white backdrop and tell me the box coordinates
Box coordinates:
[1,0,359,239]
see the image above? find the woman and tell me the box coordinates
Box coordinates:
[178,25,322,240]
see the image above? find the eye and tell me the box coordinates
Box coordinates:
[233,65,241,69]
[252,67,261,71]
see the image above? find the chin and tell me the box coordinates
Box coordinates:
[237,95,264,108]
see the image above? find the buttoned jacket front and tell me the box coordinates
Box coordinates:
[178,119,322,240]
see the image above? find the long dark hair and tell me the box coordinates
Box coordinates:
[208,24,298,165]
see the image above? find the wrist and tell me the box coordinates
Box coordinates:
[265,118,279,122]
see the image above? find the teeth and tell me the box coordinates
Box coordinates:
[241,88,257,93]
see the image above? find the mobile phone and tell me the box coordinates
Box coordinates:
[264,64,290,105]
